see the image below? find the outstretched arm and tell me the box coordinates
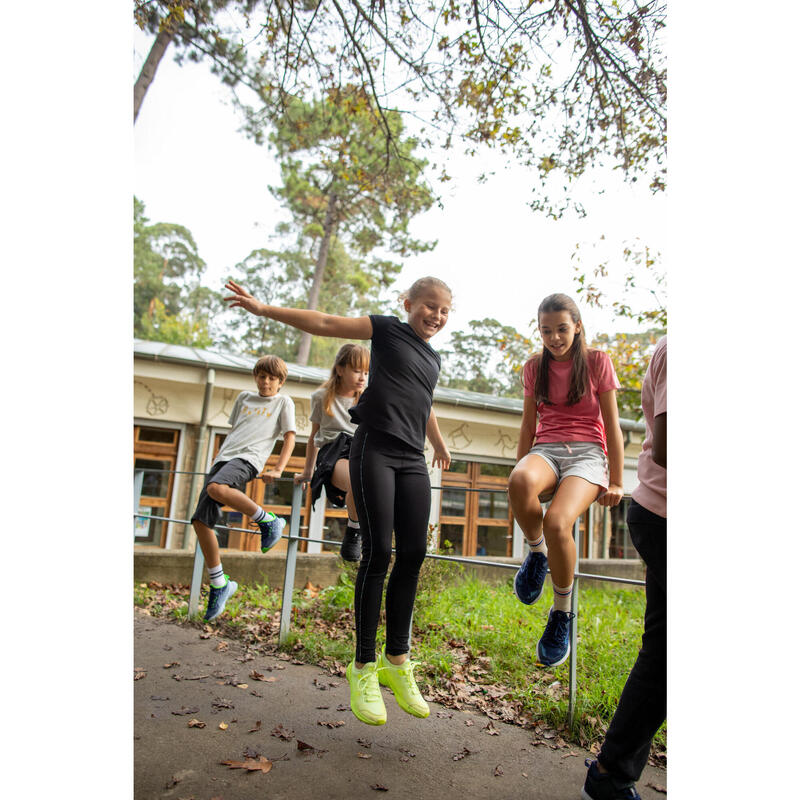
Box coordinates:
[225,280,373,340]
[598,390,624,507]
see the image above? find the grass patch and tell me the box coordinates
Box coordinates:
[134,564,665,762]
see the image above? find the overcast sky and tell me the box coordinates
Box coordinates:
[133,28,667,350]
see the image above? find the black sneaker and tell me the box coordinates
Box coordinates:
[204,576,238,621]
[581,759,642,800]
[513,550,548,604]
[340,526,362,562]
[536,608,575,667]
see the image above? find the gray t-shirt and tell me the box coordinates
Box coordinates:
[310,387,357,447]
[212,391,296,471]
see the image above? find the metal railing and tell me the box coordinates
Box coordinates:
[134,468,644,727]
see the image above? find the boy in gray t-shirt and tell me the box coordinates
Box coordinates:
[191,355,296,621]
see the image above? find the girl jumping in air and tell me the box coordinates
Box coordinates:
[295,343,370,562]
[224,277,452,726]
[508,293,624,667]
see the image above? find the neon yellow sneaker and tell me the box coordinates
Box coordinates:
[378,649,430,718]
[346,661,387,726]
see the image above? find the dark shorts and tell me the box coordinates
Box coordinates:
[191,458,258,529]
[310,432,352,510]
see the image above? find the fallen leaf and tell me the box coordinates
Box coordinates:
[647,783,667,794]
[483,721,500,736]
[219,723,229,731]
[149,695,169,701]
[236,684,249,689]
[248,720,262,733]
[452,747,476,761]
[317,720,345,728]
[220,756,272,774]
[465,719,474,727]
[187,719,206,728]
[215,641,229,652]
[494,765,504,777]
[163,662,180,669]
[522,772,528,778]
[171,707,200,716]
[358,753,372,759]
[134,668,147,681]
[356,738,372,748]
[436,711,453,719]
[272,724,295,741]
[250,670,277,682]
[561,751,580,759]
[242,746,260,759]
[370,785,388,792]
[212,699,235,711]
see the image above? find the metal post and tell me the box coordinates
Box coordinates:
[278,482,304,645]
[187,539,206,618]
[568,516,581,728]
[133,470,144,537]
[182,368,216,548]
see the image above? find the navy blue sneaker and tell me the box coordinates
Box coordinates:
[513,550,548,605]
[204,576,238,621]
[536,608,575,667]
[259,515,286,552]
[581,759,642,800]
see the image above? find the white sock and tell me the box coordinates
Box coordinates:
[208,563,226,588]
[347,519,360,530]
[527,533,547,555]
[252,507,275,524]
[552,581,573,612]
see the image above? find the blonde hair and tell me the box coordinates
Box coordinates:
[400,276,453,304]
[321,344,370,415]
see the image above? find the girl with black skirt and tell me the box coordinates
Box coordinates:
[224,276,452,726]
[295,343,370,562]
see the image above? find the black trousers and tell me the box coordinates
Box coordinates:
[599,499,667,783]
[349,426,431,664]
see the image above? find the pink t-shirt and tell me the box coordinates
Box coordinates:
[631,337,666,518]
[522,350,620,449]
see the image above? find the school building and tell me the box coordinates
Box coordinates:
[134,339,646,564]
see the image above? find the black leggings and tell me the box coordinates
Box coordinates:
[349,426,431,664]
[599,499,666,782]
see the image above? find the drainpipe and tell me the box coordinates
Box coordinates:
[182,368,216,548]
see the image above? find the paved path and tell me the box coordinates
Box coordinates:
[134,610,666,799]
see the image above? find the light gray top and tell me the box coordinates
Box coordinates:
[212,391,296,471]
[310,387,357,447]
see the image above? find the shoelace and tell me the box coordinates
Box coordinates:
[356,665,383,701]
[543,612,572,643]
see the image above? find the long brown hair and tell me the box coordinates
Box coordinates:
[531,293,590,406]
[321,343,370,415]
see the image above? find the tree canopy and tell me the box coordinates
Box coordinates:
[135,0,666,216]
[134,197,217,347]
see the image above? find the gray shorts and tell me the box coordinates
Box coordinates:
[529,442,609,502]
[192,458,258,529]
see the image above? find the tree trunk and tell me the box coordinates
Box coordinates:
[296,194,337,366]
[134,28,174,123]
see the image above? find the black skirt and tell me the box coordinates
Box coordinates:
[310,432,353,510]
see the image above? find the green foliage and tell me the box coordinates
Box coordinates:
[221,87,436,364]
[136,2,666,219]
[133,196,217,347]
[572,238,667,418]
[439,318,531,397]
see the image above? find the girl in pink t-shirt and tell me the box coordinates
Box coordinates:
[508,293,625,667]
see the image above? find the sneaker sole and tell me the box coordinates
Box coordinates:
[536,640,570,668]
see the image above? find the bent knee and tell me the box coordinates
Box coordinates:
[206,482,226,501]
[542,512,576,540]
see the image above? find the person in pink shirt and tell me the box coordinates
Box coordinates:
[508,293,625,667]
[581,335,666,800]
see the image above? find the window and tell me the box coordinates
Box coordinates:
[438,459,514,557]
[134,425,180,547]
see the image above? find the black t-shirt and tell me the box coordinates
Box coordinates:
[349,315,441,451]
